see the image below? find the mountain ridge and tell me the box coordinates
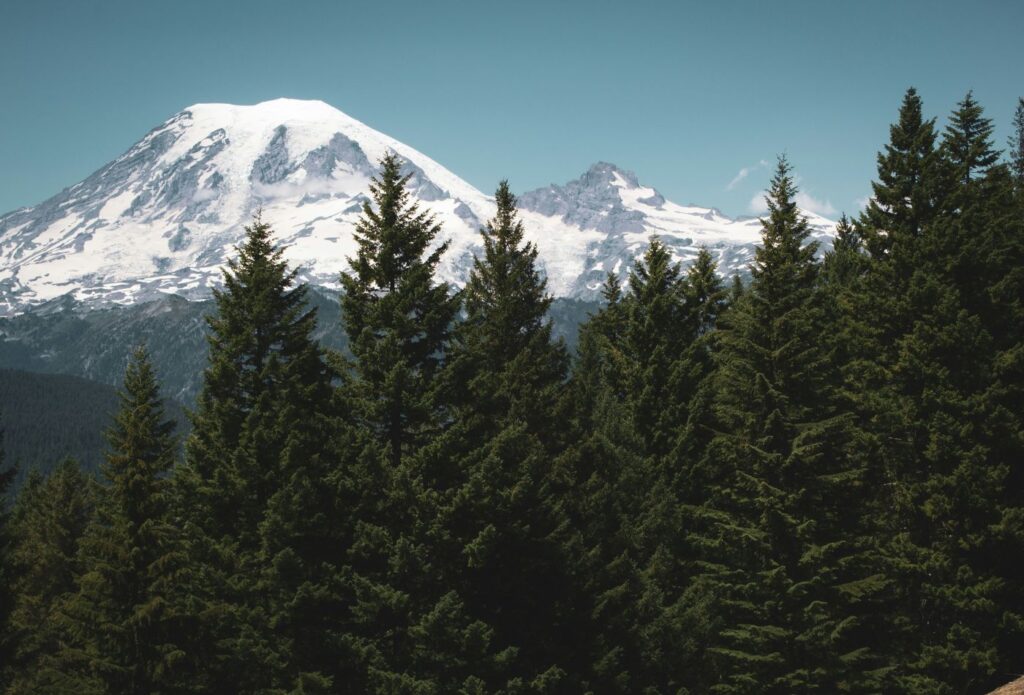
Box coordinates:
[0,98,836,315]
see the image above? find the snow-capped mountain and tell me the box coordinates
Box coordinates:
[0,98,835,315]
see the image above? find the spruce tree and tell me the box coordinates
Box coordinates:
[860,87,938,265]
[942,91,999,188]
[178,212,334,692]
[4,460,95,694]
[1008,97,1024,185]
[339,153,462,690]
[0,433,15,689]
[437,181,578,689]
[691,157,885,693]
[671,246,729,492]
[850,90,1019,692]
[557,240,716,692]
[48,347,194,694]
[184,211,333,547]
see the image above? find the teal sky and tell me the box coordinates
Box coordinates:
[1,0,1022,217]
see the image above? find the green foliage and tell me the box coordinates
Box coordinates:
[38,347,194,693]
[438,181,577,689]
[1011,97,1024,185]
[690,157,886,693]
[178,212,336,692]
[339,153,463,689]
[3,88,1023,695]
[0,432,14,689]
[4,459,95,693]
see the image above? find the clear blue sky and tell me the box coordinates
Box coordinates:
[1,0,1022,217]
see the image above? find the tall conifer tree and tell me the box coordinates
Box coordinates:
[691,158,885,693]
[1010,97,1024,185]
[53,347,193,694]
[178,212,333,692]
[339,153,463,690]
[438,181,577,689]
[0,434,15,689]
[4,461,95,694]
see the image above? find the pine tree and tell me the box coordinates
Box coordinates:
[691,157,885,693]
[4,460,96,694]
[339,153,462,690]
[437,181,578,689]
[671,247,729,492]
[43,347,195,694]
[942,91,1000,188]
[623,238,688,461]
[557,309,653,692]
[557,240,721,692]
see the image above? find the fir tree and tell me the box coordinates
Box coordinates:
[0,433,15,689]
[851,90,1019,692]
[184,211,333,547]
[438,181,578,689]
[339,153,462,690]
[860,87,938,264]
[47,347,194,694]
[942,91,1000,188]
[691,157,885,693]
[4,460,95,694]
[1008,97,1024,184]
[178,212,334,692]
[341,153,460,471]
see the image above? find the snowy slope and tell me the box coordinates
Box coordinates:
[516,162,836,297]
[0,99,835,314]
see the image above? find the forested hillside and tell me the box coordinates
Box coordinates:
[0,292,596,404]
[0,369,186,487]
[1,90,1022,694]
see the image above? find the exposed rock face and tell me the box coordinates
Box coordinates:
[0,99,836,315]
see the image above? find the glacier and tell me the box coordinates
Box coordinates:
[0,98,836,316]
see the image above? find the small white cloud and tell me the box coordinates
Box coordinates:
[795,191,837,217]
[727,159,769,190]
[748,188,837,218]
[748,190,769,214]
[854,195,871,210]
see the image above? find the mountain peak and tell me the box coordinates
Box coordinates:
[582,161,640,188]
[182,98,344,119]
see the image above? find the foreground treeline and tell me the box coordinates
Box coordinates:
[1,89,1023,694]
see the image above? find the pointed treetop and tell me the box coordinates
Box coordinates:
[752,155,818,288]
[628,237,682,304]
[1009,96,1024,183]
[943,90,999,183]
[601,271,622,305]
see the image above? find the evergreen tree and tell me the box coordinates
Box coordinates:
[860,87,938,265]
[0,433,15,689]
[942,91,1000,188]
[850,90,1019,692]
[46,347,194,694]
[438,181,578,689]
[4,460,95,694]
[339,153,462,690]
[557,308,653,693]
[178,212,334,692]
[691,157,885,693]
[184,212,333,547]
[1008,97,1024,184]
[671,247,729,491]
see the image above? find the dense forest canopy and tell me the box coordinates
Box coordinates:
[1,90,1023,694]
